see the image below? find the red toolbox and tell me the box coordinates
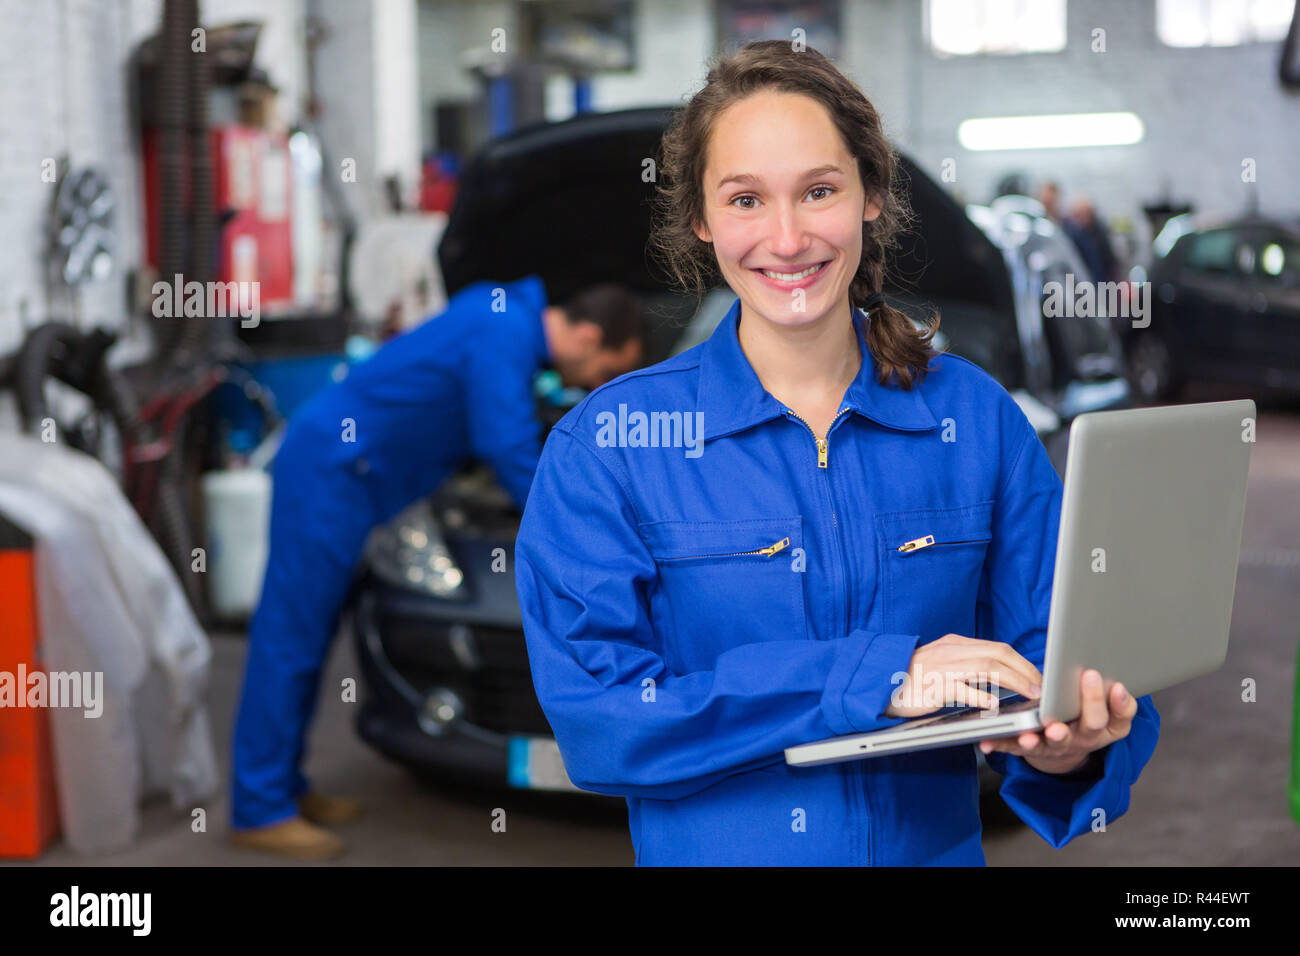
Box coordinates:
[0,517,60,857]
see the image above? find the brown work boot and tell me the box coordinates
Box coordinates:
[229,816,344,860]
[297,792,363,826]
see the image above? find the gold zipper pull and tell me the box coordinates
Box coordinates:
[898,535,935,552]
[816,438,828,469]
[760,537,791,557]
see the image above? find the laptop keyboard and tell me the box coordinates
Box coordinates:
[927,697,1038,724]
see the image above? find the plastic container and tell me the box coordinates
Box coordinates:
[202,469,272,620]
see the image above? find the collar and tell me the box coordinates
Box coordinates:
[697,296,939,442]
[517,274,553,365]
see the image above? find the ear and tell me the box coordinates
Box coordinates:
[576,321,604,351]
[863,191,883,223]
[692,216,713,244]
[621,337,644,367]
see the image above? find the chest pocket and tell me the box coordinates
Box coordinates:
[875,501,994,643]
[639,517,807,670]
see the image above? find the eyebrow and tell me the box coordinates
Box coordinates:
[716,165,845,191]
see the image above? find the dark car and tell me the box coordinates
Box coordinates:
[1123,213,1300,402]
[344,107,1130,806]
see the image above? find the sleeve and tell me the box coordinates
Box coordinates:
[464,322,545,511]
[976,417,1161,848]
[514,427,924,801]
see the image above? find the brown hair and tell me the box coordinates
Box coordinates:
[648,39,940,388]
[560,283,646,354]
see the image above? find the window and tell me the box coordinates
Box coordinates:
[926,0,1067,57]
[1182,229,1252,274]
[1156,0,1295,47]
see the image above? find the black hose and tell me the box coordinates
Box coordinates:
[95,349,147,453]
[155,0,192,360]
[154,412,205,613]
[11,322,144,467]
[145,0,211,619]
[13,322,79,433]
[186,0,214,355]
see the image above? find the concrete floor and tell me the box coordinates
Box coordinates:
[21,390,1300,867]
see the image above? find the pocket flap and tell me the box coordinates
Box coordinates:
[875,501,995,553]
[639,517,802,561]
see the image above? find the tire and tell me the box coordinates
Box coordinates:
[1125,331,1183,404]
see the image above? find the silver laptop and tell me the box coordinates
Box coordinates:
[786,399,1255,768]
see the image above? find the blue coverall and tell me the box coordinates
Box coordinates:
[515,297,1161,866]
[232,275,552,830]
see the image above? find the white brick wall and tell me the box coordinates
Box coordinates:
[0,0,408,362]
[0,0,144,357]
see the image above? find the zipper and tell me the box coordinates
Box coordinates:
[784,406,849,470]
[784,404,870,862]
[660,537,790,561]
[897,535,989,553]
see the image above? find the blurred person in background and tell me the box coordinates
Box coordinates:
[230,276,645,859]
[1068,196,1120,283]
[1038,179,1064,222]
[1039,181,1116,284]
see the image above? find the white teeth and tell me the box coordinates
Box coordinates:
[760,262,824,282]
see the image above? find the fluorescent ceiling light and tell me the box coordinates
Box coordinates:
[958,112,1145,150]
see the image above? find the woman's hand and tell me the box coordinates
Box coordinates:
[884,633,1043,718]
[978,669,1138,775]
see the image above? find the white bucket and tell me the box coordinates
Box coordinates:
[202,468,271,619]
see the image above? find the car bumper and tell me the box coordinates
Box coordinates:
[348,574,1006,797]
[348,577,598,794]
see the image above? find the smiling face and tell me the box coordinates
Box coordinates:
[693,89,882,331]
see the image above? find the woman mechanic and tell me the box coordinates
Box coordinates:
[514,40,1160,866]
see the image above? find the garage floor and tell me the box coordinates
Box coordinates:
[22,393,1300,867]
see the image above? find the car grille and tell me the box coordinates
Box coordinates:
[375,614,552,736]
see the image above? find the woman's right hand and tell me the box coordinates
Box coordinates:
[883,633,1043,718]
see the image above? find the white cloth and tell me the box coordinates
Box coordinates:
[0,433,217,854]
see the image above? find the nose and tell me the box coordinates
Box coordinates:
[765,199,810,260]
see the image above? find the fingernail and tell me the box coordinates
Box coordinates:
[1030,684,1041,697]
[1087,671,1102,684]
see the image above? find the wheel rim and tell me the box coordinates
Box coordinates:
[1131,337,1170,398]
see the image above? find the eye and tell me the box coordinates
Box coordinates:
[807,185,834,201]
[730,194,758,209]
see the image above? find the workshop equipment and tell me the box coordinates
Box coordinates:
[0,517,60,858]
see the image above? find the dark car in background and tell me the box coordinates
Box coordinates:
[343,107,1130,808]
[1123,213,1300,403]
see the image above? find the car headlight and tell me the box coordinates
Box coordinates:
[365,499,466,598]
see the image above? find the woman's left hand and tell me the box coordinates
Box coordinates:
[978,669,1137,775]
